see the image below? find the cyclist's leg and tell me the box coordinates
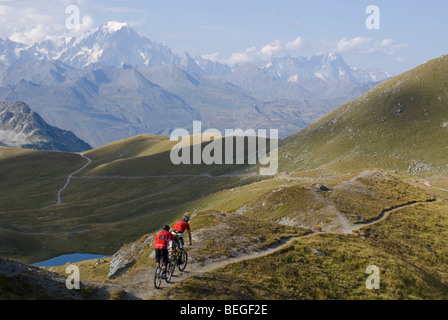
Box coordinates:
[175,234,183,249]
[161,249,169,277]
[155,249,161,267]
[178,234,184,261]
[168,239,174,258]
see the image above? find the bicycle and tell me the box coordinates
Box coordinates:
[154,264,164,289]
[154,259,172,289]
[154,242,188,289]
[168,242,188,278]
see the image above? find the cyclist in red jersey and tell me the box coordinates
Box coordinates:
[154,225,175,279]
[172,216,192,263]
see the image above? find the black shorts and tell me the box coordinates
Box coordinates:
[155,248,169,265]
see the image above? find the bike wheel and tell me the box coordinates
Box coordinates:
[154,266,163,289]
[178,250,188,272]
[166,261,175,283]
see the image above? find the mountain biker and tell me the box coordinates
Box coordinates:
[154,225,175,279]
[172,215,192,262]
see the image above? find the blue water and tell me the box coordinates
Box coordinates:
[32,253,111,267]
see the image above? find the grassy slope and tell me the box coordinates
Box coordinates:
[0,147,86,211]
[0,135,267,264]
[278,55,448,177]
[231,170,434,230]
[163,189,448,300]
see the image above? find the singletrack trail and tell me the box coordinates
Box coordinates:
[100,198,435,300]
[104,237,299,300]
[56,153,92,205]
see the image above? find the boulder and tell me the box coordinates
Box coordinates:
[315,184,332,192]
[107,236,153,279]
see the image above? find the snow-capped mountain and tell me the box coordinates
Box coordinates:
[262,54,391,89]
[0,22,394,147]
[243,53,393,99]
[58,22,180,68]
[0,38,33,65]
[0,22,392,82]
[0,101,91,152]
[0,22,180,69]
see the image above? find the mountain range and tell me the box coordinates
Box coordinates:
[0,101,91,152]
[0,22,392,148]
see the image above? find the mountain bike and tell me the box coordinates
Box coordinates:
[154,258,172,289]
[168,243,188,278]
[154,264,163,289]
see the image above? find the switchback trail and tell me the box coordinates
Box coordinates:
[56,153,92,205]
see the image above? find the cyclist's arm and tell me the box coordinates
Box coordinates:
[187,229,192,245]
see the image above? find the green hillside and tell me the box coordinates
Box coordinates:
[278,55,448,177]
[0,134,266,263]
[160,176,448,300]
[0,147,87,211]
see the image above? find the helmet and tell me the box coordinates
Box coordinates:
[182,215,190,222]
[163,225,170,231]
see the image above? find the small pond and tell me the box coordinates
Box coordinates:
[32,253,111,267]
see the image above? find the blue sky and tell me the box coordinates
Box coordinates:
[0,0,447,74]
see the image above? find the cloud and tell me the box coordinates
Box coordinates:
[327,36,408,56]
[211,36,305,66]
[261,40,282,56]
[0,0,94,44]
[285,36,304,50]
[201,52,220,61]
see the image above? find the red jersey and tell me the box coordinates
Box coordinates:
[154,230,175,249]
[172,221,190,233]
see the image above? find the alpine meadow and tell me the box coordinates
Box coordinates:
[0,1,448,307]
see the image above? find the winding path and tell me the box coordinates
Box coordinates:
[56,153,92,205]
[107,237,300,300]
[100,198,437,300]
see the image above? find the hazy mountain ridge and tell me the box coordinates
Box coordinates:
[0,22,392,148]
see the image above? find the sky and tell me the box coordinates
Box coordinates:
[0,0,447,74]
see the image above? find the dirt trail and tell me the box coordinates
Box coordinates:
[99,198,436,300]
[424,180,448,193]
[56,153,91,205]
[104,237,299,300]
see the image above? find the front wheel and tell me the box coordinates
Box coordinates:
[178,250,188,272]
[154,266,163,289]
[166,261,175,282]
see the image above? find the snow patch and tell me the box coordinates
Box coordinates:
[104,21,128,33]
[139,51,149,66]
[0,130,30,147]
[288,75,299,83]
[314,72,325,80]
